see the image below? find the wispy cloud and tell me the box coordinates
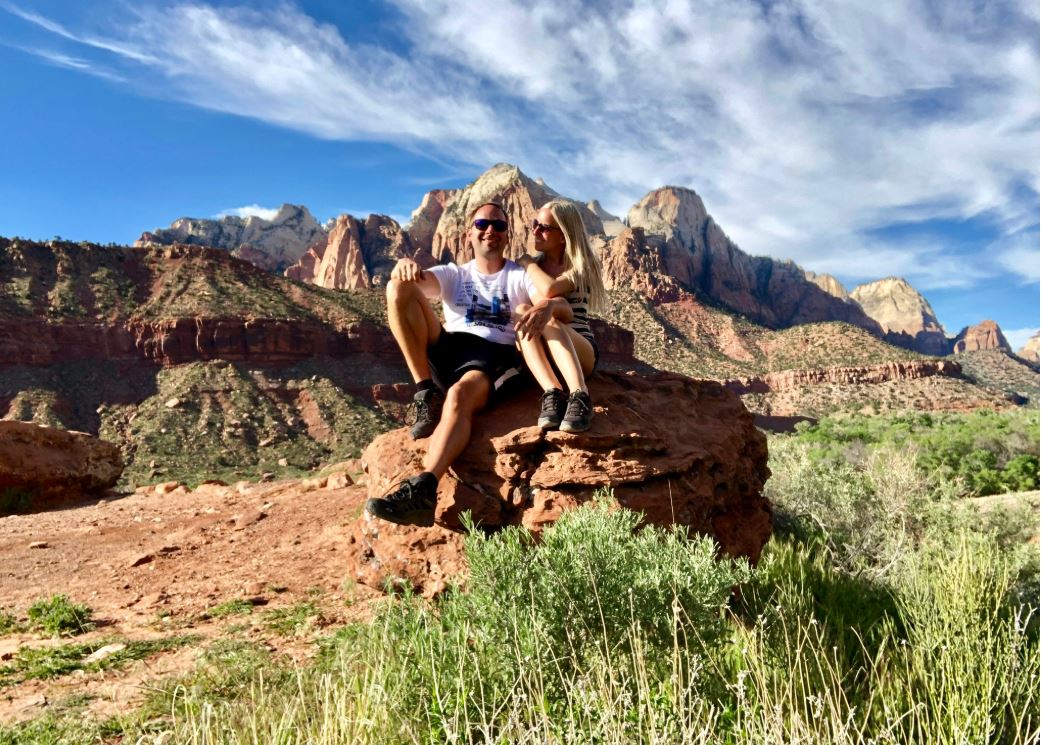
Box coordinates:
[215,204,281,221]
[991,232,1041,284]
[8,44,126,82]
[1004,326,1039,351]
[6,0,1038,288]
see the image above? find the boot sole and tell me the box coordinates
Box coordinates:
[364,499,435,527]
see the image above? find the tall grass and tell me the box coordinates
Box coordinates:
[5,437,1036,744]
[127,464,1038,745]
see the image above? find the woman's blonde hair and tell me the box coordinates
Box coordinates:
[544,199,608,313]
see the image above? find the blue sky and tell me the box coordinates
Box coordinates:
[1,0,1038,347]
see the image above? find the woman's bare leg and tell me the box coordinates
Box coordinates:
[542,318,587,393]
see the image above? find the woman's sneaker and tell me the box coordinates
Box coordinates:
[538,388,567,430]
[364,472,438,526]
[409,388,444,440]
[560,390,593,433]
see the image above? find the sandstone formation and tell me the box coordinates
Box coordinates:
[601,227,685,304]
[587,199,626,237]
[0,421,123,512]
[406,189,457,250]
[724,359,963,395]
[849,277,948,355]
[344,370,772,595]
[286,214,435,289]
[804,271,850,301]
[623,187,882,332]
[1018,332,1040,364]
[137,204,325,271]
[423,163,606,263]
[950,320,1012,354]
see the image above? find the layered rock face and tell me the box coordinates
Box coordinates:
[951,320,1012,354]
[0,421,123,512]
[724,359,962,395]
[849,278,948,355]
[623,188,881,331]
[406,189,457,249]
[804,271,850,301]
[344,370,772,595]
[286,214,434,289]
[1018,333,1040,364]
[137,204,326,272]
[423,163,605,263]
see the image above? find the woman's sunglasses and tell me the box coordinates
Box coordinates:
[473,218,509,232]
[532,220,561,233]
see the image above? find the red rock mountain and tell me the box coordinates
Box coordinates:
[286,214,434,290]
[849,277,949,356]
[620,187,881,331]
[1018,332,1040,364]
[951,320,1012,354]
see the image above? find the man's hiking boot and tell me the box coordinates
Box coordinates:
[560,390,593,433]
[538,387,567,430]
[364,473,438,526]
[408,387,444,440]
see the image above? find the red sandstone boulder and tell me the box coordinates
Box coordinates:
[0,421,123,512]
[951,320,1012,354]
[343,370,772,595]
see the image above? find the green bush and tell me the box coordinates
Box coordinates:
[27,595,93,637]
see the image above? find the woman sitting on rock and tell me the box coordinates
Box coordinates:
[513,199,608,432]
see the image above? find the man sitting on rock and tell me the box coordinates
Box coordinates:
[365,202,570,526]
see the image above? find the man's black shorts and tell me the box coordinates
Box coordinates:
[428,330,523,394]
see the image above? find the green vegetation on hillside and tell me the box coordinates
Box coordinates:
[787,409,1039,497]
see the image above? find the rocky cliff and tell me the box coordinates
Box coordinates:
[284,214,432,290]
[723,359,963,395]
[621,188,882,332]
[849,277,948,355]
[950,319,1012,354]
[422,163,605,263]
[137,204,326,272]
[1018,333,1040,364]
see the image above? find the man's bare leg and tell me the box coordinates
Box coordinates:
[386,278,441,383]
[422,370,491,478]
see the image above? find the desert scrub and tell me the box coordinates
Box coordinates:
[788,409,1039,496]
[27,595,93,637]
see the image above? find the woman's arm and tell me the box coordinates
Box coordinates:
[517,255,575,298]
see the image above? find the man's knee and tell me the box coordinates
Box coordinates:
[387,277,419,305]
[444,373,491,415]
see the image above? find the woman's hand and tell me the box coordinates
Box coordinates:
[514,301,551,340]
[390,258,422,282]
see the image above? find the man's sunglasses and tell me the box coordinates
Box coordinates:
[473,218,509,232]
[532,220,561,232]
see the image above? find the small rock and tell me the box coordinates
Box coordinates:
[154,481,182,496]
[28,541,48,549]
[277,457,289,467]
[260,472,275,482]
[258,437,275,448]
[130,552,155,567]
[232,510,266,529]
[164,398,181,408]
[85,643,126,663]
[325,472,354,489]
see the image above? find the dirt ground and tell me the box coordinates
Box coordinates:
[0,476,384,725]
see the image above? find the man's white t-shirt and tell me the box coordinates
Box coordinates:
[426,260,537,345]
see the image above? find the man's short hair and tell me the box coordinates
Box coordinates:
[468,201,509,225]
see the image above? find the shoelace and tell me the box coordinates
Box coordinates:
[540,390,565,416]
[565,394,591,417]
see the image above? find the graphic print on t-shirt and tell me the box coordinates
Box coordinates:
[458,274,511,333]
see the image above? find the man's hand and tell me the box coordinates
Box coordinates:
[514,301,552,340]
[391,258,423,282]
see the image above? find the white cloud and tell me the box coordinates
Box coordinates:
[1004,327,1040,351]
[9,0,1039,290]
[215,204,281,221]
[992,233,1041,283]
